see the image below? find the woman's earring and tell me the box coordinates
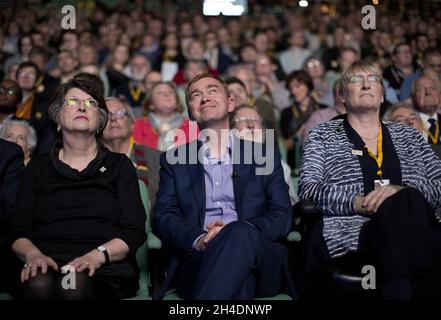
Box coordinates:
[57,126,60,132]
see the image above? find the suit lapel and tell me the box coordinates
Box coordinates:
[232,163,247,219]
[231,137,252,220]
[187,141,206,226]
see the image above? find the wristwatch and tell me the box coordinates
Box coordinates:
[97,245,110,265]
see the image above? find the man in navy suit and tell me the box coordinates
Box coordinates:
[153,73,295,300]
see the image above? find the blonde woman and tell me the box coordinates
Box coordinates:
[133,81,197,151]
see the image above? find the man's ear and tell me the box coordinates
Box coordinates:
[227,97,235,113]
[187,106,195,121]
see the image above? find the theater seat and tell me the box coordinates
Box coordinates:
[0,292,12,300]
[124,180,151,300]
[292,200,377,300]
[0,238,13,300]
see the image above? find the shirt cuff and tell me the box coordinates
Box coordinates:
[192,233,207,251]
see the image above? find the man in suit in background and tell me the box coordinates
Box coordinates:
[153,74,295,300]
[413,75,441,146]
[0,138,24,292]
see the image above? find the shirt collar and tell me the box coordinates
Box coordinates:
[200,130,234,164]
[419,111,438,124]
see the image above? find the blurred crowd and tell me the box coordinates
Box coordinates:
[1,0,441,168]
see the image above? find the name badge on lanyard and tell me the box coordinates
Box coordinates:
[374,179,390,189]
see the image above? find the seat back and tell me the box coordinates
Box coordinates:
[126,180,151,299]
[293,135,303,176]
[277,137,288,163]
[293,200,376,300]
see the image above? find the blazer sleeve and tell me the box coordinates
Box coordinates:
[153,153,205,251]
[0,142,24,231]
[299,127,359,216]
[247,147,293,240]
[116,156,147,254]
[403,132,441,210]
[8,157,38,244]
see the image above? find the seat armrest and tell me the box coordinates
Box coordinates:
[292,200,322,233]
[286,231,301,242]
[293,200,321,218]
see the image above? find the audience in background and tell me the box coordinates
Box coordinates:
[280,70,326,168]
[103,96,161,207]
[412,75,441,146]
[132,81,197,151]
[1,0,441,300]
[0,119,37,165]
[0,79,21,131]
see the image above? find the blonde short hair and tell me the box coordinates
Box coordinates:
[339,60,384,98]
[142,81,183,115]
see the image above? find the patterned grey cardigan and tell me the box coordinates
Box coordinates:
[299,119,441,258]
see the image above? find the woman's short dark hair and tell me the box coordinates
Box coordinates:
[285,70,314,94]
[73,72,105,97]
[224,77,247,91]
[48,77,108,148]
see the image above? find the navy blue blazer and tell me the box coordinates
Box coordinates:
[0,139,24,238]
[152,137,293,297]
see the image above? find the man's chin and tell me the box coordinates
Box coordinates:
[421,106,439,114]
[104,133,124,140]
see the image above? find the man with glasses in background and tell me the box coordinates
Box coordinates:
[102,97,161,207]
[383,103,441,158]
[412,75,441,145]
[0,79,21,132]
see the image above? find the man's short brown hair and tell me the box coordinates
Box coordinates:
[185,73,230,107]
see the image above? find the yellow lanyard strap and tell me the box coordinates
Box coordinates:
[128,136,134,155]
[425,122,439,144]
[129,85,142,102]
[365,125,383,178]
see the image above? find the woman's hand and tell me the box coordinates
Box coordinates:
[65,250,106,277]
[21,251,59,283]
[360,185,405,214]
